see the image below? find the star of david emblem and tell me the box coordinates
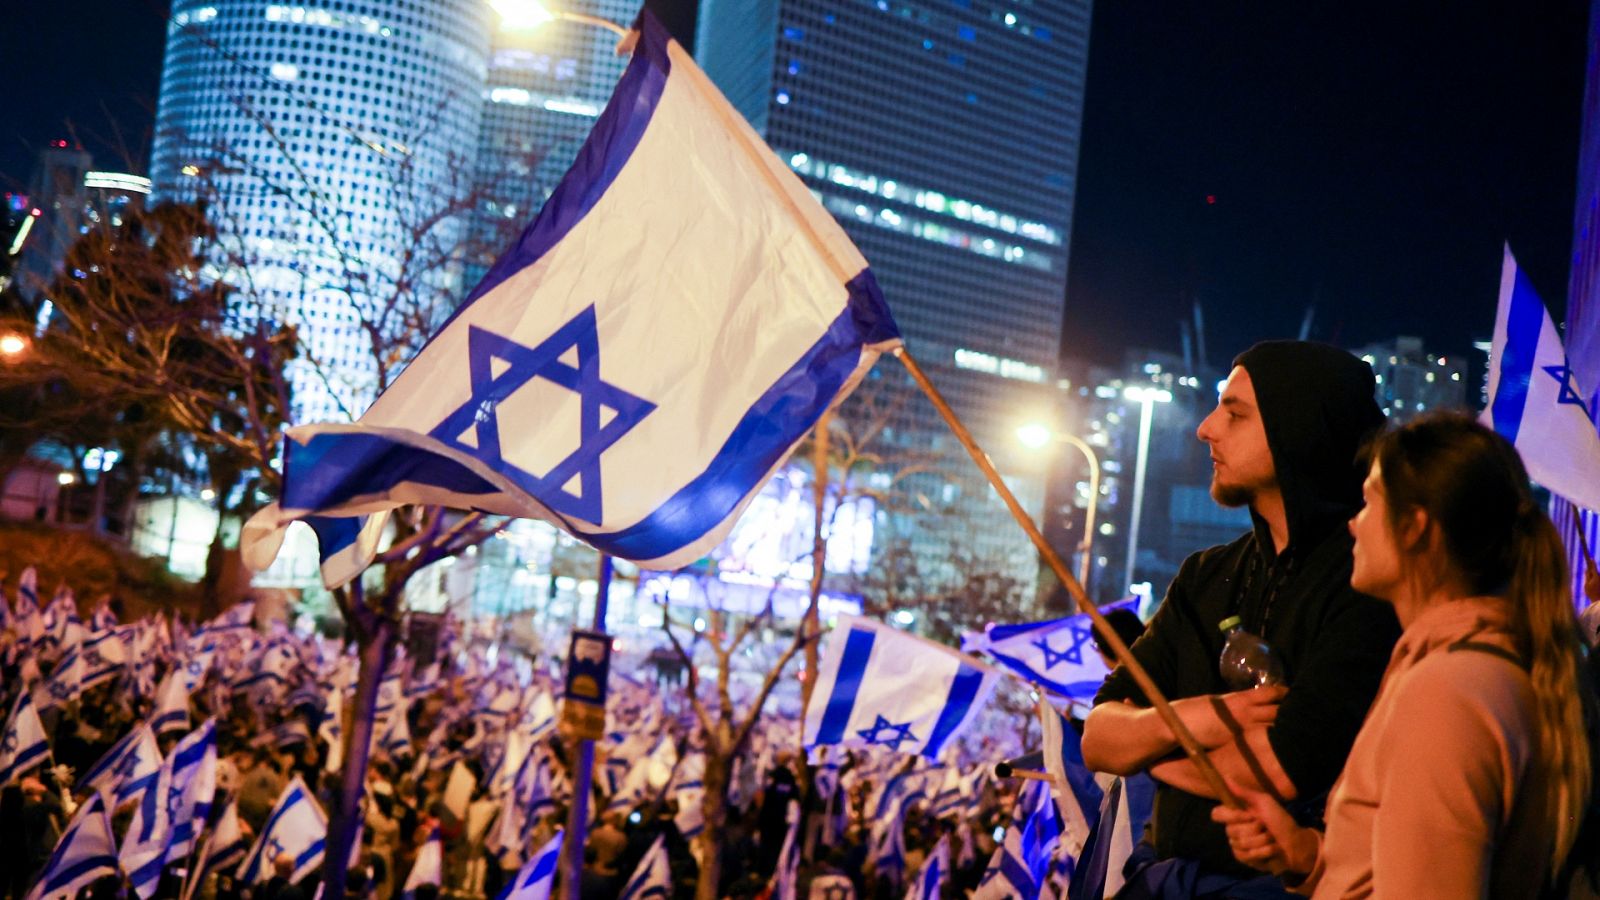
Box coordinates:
[429,306,655,524]
[116,750,142,778]
[856,715,918,751]
[265,836,286,861]
[49,681,73,701]
[1033,625,1093,669]
[1,730,18,757]
[83,649,103,669]
[1543,361,1596,422]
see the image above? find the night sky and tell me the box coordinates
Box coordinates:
[3,1,1590,369]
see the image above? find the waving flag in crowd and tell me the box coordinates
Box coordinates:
[974,779,1061,900]
[804,616,1000,759]
[498,831,562,900]
[619,834,672,900]
[237,775,328,885]
[0,689,50,783]
[1484,247,1600,510]
[240,10,901,588]
[961,598,1138,699]
[24,792,118,900]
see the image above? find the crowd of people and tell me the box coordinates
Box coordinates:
[7,339,1600,900]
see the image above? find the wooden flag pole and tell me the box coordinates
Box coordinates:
[893,347,1240,808]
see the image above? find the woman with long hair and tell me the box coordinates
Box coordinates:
[1211,414,1596,896]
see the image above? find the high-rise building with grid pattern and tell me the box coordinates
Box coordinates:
[464,1,643,289]
[697,0,1093,592]
[149,0,495,423]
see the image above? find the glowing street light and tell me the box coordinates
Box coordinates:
[487,0,630,37]
[1122,385,1172,592]
[0,333,27,357]
[1016,422,1101,589]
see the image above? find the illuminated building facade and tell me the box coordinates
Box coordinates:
[149,0,495,423]
[696,0,1093,593]
[1352,336,1468,422]
[464,0,643,288]
[11,144,151,308]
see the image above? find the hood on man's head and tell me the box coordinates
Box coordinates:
[1233,340,1386,550]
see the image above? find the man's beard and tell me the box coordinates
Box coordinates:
[1210,480,1253,508]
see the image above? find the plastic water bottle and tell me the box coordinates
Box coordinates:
[1218,615,1285,689]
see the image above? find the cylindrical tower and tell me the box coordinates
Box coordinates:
[150,0,494,423]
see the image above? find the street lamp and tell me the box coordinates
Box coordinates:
[1016,423,1101,590]
[1122,385,1172,593]
[0,333,28,358]
[487,0,631,38]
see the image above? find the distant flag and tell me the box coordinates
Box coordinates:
[15,566,40,620]
[1067,775,1155,900]
[974,779,1060,900]
[121,746,172,900]
[1039,701,1103,857]
[196,601,255,637]
[0,579,11,634]
[164,719,219,863]
[24,791,118,900]
[401,828,443,899]
[378,703,413,759]
[239,9,901,588]
[961,598,1139,698]
[1483,247,1600,511]
[868,795,908,889]
[905,834,950,900]
[111,725,164,806]
[79,724,140,793]
[771,802,801,900]
[497,830,562,900]
[151,671,192,736]
[79,627,129,690]
[619,835,672,900]
[237,774,327,884]
[36,644,84,710]
[183,801,248,900]
[0,690,50,783]
[804,617,1000,759]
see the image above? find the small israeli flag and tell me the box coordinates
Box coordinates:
[497,830,562,900]
[240,10,900,588]
[0,690,50,784]
[772,802,801,900]
[1040,702,1103,858]
[961,598,1138,698]
[905,834,950,900]
[164,719,219,863]
[618,835,671,900]
[79,724,140,793]
[401,829,443,899]
[185,801,248,900]
[24,791,118,900]
[236,774,327,884]
[973,780,1060,900]
[803,617,1000,759]
[1484,247,1600,510]
[112,724,165,807]
[151,671,192,736]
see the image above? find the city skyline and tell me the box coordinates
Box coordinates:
[6,1,1588,370]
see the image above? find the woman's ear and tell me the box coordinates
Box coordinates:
[1399,507,1432,555]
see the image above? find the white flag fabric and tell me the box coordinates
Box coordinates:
[771,802,801,900]
[239,9,901,588]
[25,792,118,900]
[151,670,192,736]
[111,724,164,807]
[237,774,328,885]
[1483,247,1600,510]
[803,617,1000,759]
[0,690,50,783]
[184,801,248,900]
[164,719,219,862]
[121,746,172,899]
[497,830,562,900]
[401,829,443,897]
[618,835,672,900]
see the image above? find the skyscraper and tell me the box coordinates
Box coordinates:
[696,0,1093,592]
[149,0,495,423]
[465,1,643,289]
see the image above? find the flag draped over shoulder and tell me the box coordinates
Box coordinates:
[803,617,1000,759]
[241,9,901,588]
[1483,247,1600,510]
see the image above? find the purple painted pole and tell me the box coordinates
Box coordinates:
[558,554,612,899]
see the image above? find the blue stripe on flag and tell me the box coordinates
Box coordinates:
[923,664,985,757]
[1491,267,1547,442]
[39,854,118,896]
[814,627,877,745]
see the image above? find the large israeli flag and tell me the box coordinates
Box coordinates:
[240,10,900,588]
[1484,247,1600,511]
[973,780,1060,900]
[962,598,1138,698]
[803,617,1000,759]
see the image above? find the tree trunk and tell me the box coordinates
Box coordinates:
[322,606,397,900]
[694,749,730,900]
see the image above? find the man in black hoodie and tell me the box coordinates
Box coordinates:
[1082,341,1401,896]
